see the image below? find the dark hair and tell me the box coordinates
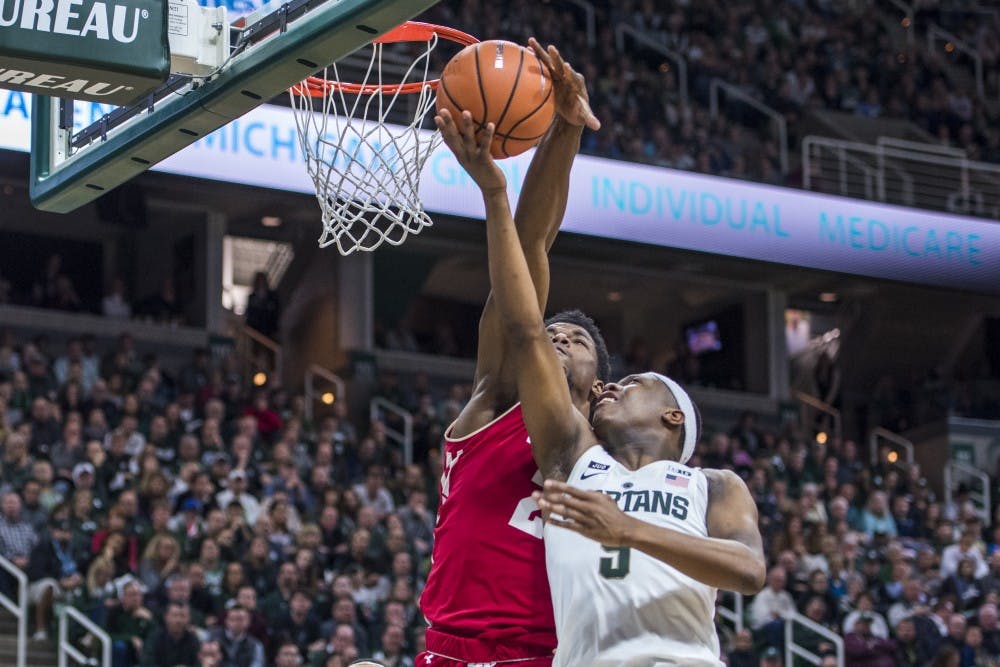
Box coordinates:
[544,309,611,382]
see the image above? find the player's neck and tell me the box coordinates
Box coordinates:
[605,431,680,470]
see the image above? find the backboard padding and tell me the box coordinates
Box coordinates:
[30,0,439,213]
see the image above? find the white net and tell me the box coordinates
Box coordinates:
[290,35,442,255]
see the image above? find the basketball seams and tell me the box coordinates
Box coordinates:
[503,62,554,142]
[473,44,490,133]
[436,40,555,158]
[494,47,526,158]
[438,78,468,123]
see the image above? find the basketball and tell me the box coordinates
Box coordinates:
[436,40,556,159]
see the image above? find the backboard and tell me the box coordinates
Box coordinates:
[29,0,439,213]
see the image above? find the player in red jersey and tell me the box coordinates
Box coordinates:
[417,40,607,667]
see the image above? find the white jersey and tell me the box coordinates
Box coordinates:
[545,446,722,667]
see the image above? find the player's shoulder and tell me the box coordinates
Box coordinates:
[702,468,751,502]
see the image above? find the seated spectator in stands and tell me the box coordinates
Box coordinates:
[977,603,1000,657]
[260,561,299,623]
[888,576,931,629]
[107,579,156,667]
[273,642,304,667]
[29,396,62,457]
[20,479,49,532]
[320,594,369,655]
[49,275,83,312]
[137,279,184,325]
[26,509,82,640]
[843,592,890,639]
[844,612,896,667]
[102,277,132,321]
[245,272,281,339]
[962,625,993,667]
[308,623,359,667]
[219,585,268,645]
[861,491,898,539]
[372,623,412,667]
[894,616,935,667]
[243,392,282,442]
[216,469,261,527]
[0,489,37,572]
[941,524,989,580]
[750,565,796,649]
[944,613,969,654]
[794,596,837,657]
[140,602,201,667]
[139,534,181,593]
[2,432,35,489]
[354,465,394,521]
[273,588,322,655]
[940,557,983,612]
[210,604,265,667]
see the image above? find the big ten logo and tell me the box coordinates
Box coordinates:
[507,470,544,539]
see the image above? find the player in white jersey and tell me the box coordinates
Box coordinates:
[433,109,766,666]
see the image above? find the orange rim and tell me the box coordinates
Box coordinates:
[293,21,479,97]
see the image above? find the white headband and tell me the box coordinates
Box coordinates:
[650,373,698,465]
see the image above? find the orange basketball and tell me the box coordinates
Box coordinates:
[436,40,555,159]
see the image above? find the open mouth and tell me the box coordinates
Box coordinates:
[594,390,618,407]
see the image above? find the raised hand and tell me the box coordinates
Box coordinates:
[434,108,507,197]
[528,38,600,131]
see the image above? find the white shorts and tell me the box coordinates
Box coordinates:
[28,579,60,604]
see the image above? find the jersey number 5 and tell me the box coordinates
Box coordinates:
[600,546,631,578]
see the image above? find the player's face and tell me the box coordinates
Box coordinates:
[591,373,680,435]
[545,322,599,393]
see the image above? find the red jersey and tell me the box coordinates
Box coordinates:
[420,403,556,663]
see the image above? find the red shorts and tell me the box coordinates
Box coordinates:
[416,652,553,667]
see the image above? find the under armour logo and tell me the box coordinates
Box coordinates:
[440,449,464,500]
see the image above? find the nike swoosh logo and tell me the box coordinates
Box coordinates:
[580,471,607,480]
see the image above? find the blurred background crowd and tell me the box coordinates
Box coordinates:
[1,326,998,666]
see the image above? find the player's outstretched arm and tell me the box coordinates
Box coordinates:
[535,472,766,595]
[513,39,600,305]
[435,110,594,475]
[467,42,599,419]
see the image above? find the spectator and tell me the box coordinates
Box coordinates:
[2,431,35,489]
[0,490,37,572]
[273,589,322,655]
[102,278,133,321]
[895,616,934,667]
[371,623,413,667]
[244,272,281,339]
[941,525,989,579]
[938,557,983,611]
[861,491,898,539]
[107,580,156,667]
[844,612,896,667]
[26,510,83,640]
[139,602,201,667]
[210,604,265,667]
[750,566,796,632]
[137,279,184,325]
[216,469,261,526]
[354,465,395,521]
[843,592,890,639]
[273,642,303,667]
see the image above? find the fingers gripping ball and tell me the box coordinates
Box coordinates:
[436,40,555,158]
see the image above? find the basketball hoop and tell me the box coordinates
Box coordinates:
[290,22,478,255]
